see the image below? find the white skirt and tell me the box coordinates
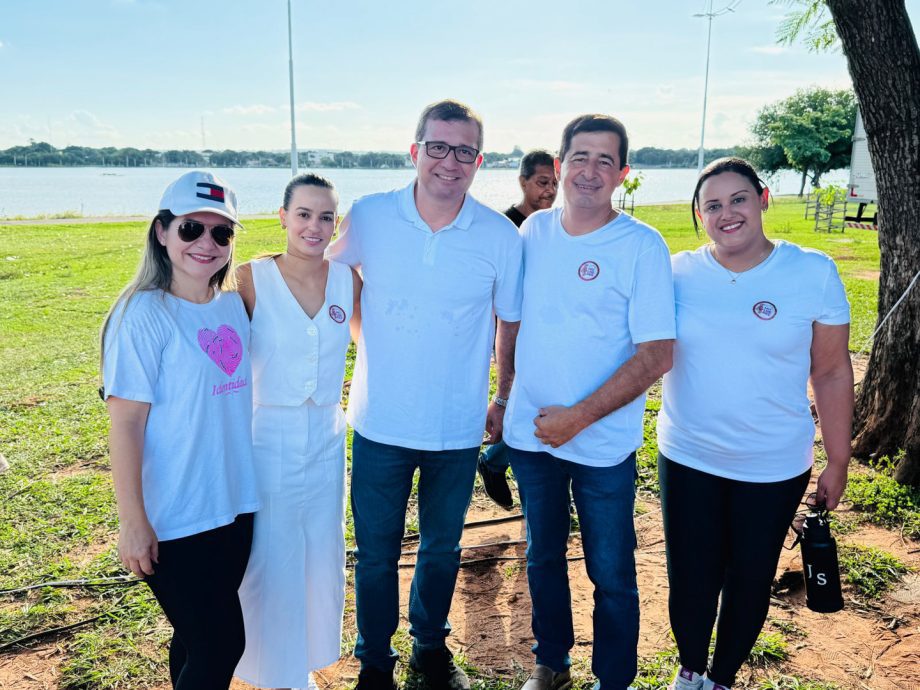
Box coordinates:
[235,400,347,688]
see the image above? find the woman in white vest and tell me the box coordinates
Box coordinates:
[234,174,361,690]
[658,157,854,690]
[101,171,259,690]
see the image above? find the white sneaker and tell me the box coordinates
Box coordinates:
[702,677,731,690]
[670,666,704,690]
[294,673,320,690]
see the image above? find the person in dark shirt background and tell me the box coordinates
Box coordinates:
[504,149,558,227]
[480,149,558,509]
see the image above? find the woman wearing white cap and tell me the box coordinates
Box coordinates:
[234,173,361,690]
[101,171,260,690]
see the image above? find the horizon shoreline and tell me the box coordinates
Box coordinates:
[2,202,691,226]
[2,195,824,226]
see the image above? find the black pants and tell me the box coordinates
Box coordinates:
[659,454,809,688]
[145,513,254,690]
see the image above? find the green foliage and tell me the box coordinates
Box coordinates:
[747,632,790,666]
[845,453,920,539]
[633,645,681,689]
[771,0,839,52]
[635,384,661,495]
[743,88,857,190]
[631,147,736,167]
[633,632,789,689]
[838,543,910,599]
[621,172,645,197]
[815,184,846,207]
[0,141,414,170]
[770,618,806,638]
[60,585,169,690]
[760,674,840,689]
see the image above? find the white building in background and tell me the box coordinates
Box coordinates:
[304,150,337,166]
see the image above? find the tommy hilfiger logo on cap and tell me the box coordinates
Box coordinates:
[159,170,241,226]
[196,183,226,202]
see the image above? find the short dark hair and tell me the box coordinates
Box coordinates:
[559,114,629,166]
[282,172,336,210]
[691,156,767,235]
[519,149,555,179]
[415,99,483,151]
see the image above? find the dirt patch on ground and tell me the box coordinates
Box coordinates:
[0,644,64,689]
[6,488,919,690]
[4,395,47,411]
[770,521,920,690]
[244,490,920,690]
[854,270,881,282]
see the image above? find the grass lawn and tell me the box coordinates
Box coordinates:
[0,198,883,688]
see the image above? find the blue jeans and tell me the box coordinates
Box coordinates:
[510,448,639,690]
[481,439,510,473]
[351,432,479,671]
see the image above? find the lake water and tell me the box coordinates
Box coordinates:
[0,166,847,218]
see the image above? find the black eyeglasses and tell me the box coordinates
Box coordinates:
[176,220,235,246]
[418,141,480,164]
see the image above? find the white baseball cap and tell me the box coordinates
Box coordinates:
[158,170,242,226]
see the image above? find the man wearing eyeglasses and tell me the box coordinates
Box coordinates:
[328,99,523,690]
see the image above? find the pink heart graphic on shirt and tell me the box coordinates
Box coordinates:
[197,325,243,376]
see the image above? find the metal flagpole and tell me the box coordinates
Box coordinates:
[288,0,298,177]
[694,0,740,175]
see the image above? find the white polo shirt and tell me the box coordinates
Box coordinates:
[504,208,676,466]
[327,181,523,450]
[657,240,850,482]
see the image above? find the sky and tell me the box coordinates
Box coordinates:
[1,0,918,154]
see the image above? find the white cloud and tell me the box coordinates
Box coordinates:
[0,40,5,48]
[58,111,122,145]
[751,45,786,55]
[223,104,277,116]
[504,79,589,93]
[294,101,361,113]
[222,102,360,117]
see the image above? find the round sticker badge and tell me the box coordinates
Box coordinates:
[578,261,600,281]
[752,301,777,320]
[328,305,346,323]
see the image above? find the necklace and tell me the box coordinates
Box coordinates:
[711,241,775,285]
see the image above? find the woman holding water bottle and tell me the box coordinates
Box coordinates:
[657,157,854,690]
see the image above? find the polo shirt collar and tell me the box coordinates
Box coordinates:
[397,179,475,232]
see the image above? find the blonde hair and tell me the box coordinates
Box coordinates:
[99,211,238,374]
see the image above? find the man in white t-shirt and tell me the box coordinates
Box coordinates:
[503,114,675,690]
[328,99,523,690]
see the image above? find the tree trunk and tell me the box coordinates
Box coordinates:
[799,168,808,196]
[826,0,920,485]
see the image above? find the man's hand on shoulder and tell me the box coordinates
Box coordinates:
[533,405,592,448]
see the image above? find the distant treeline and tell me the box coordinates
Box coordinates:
[1,141,736,169]
[631,146,737,167]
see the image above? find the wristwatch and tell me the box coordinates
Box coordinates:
[492,395,508,408]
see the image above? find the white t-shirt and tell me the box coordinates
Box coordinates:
[656,240,850,482]
[103,289,260,541]
[504,208,676,466]
[327,181,523,450]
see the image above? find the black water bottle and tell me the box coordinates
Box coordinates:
[799,507,844,613]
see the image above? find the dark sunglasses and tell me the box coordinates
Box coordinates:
[177,220,235,246]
